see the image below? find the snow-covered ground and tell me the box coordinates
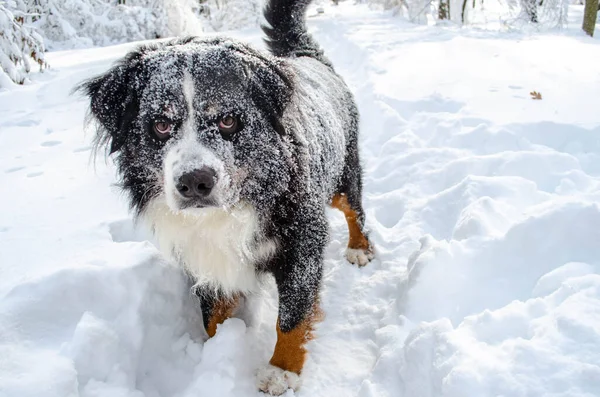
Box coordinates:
[2,3,600,397]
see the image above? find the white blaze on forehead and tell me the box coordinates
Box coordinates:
[183,71,195,116]
[177,71,199,146]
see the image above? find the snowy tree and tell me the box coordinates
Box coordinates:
[365,0,570,26]
[362,0,429,23]
[521,0,539,22]
[582,0,598,35]
[0,0,47,87]
[460,0,471,23]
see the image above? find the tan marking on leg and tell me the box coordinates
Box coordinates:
[331,193,369,250]
[269,307,321,374]
[206,294,240,338]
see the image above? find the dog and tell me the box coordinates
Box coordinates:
[78,0,373,394]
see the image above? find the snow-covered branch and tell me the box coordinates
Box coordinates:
[0,0,47,87]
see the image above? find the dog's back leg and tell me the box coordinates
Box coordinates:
[331,138,374,267]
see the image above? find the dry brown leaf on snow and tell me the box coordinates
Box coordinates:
[530,91,542,100]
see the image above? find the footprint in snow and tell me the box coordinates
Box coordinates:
[73,146,92,153]
[41,140,62,147]
[4,118,41,127]
[5,166,26,173]
[27,171,44,178]
[375,203,404,228]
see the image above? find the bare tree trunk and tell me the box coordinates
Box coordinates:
[583,0,599,36]
[522,0,538,22]
[439,0,450,19]
[462,0,468,23]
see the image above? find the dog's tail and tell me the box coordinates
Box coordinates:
[262,0,329,65]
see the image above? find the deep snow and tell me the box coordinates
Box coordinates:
[1,3,600,397]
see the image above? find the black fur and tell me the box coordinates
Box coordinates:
[262,0,330,66]
[78,0,369,386]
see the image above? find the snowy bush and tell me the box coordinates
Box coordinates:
[18,0,265,50]
[0,0,47,87]
[26,0,203,49]
[0,0,266,86]
[504,0,569,28]
[199,0,263,32]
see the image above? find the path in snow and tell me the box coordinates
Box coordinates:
[1,3,600,397]
[314,6,600,397]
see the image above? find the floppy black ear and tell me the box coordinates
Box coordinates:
[227,42,294,135]
[247,59,294,136]
[76,64,140,154]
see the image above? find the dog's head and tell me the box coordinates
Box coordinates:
[79,37,295,214]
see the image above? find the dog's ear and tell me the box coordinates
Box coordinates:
[243,55,294,136]
[76,63,140,154]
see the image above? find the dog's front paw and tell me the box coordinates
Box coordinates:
[345,246,375,267]
[256,364,301,395]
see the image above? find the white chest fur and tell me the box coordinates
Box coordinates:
[142,199,276,294]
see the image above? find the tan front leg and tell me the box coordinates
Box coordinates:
[205,294,240,338]
[258,308,321,395]
[269,316,313,373]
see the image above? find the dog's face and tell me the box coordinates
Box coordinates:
[80,38,295,214]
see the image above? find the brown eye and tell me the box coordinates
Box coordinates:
[153,121,172,139]
[218,115,239,137]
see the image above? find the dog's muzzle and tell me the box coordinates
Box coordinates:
[163,135,228,210]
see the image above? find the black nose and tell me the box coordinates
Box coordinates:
[176,167,216,198]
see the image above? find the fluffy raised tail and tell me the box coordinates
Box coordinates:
[262,0,330,65]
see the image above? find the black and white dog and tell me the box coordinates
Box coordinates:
[79,0,373,394]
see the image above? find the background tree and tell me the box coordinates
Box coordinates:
[582,0,598,35]
[438,0,449,19]
[523,0,538,22]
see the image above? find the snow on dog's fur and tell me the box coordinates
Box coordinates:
[78,0,373,394]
